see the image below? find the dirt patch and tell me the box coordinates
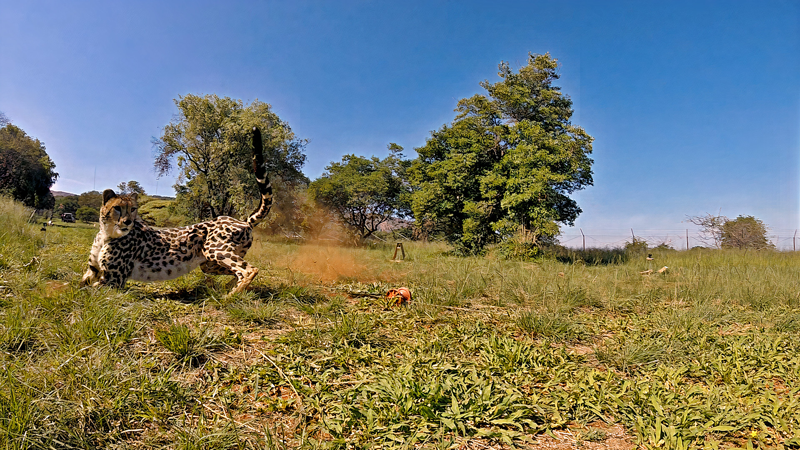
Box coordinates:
[285,246,368,283]
[528,423,636,450]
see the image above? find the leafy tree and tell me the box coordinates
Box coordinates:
[117,180,146,196]
[721,215,773,250]
[55,195,80,214]
[410,53,593,254]
[0,112,9,127]
[687,213,774,250]
[78,191,103,209]
[309,144,412,243]
[75,206,99,223]
[153,94,307,221]
[0,123,58,209]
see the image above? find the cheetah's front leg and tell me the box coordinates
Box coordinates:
[90,244,134,289]
[80,264,101,287]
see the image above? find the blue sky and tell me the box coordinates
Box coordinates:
[1,1,798,245]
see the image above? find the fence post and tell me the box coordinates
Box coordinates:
[686,229,689,250]
[580,228,585,252]
[794,230,797,251]
[631,228,635,242]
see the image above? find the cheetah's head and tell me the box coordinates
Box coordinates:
[100,189,138,238]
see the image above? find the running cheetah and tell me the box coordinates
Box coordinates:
[79,127,272,294]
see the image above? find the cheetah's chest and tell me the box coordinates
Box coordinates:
[127,226,207,282]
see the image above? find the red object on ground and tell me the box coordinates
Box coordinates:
[386,287,412,306]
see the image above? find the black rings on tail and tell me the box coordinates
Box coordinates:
[247,127,273,227]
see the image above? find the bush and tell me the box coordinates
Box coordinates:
[545,244,628,265]
[137,197,188,227]
[624,238,648,256]
[721,215,774,250]
[75,206,99,223]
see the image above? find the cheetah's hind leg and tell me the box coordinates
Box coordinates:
[201,256,259,295]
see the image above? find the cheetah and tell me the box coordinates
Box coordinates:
[79,127,272,295]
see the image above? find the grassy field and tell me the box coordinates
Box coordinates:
[2,197,800,449]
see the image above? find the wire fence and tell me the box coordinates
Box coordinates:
[558,229,800,251]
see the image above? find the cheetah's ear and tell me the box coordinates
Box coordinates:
[102,189,117,205]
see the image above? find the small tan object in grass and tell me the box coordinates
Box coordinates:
[657,266,668,274]
[386,287,412,307]
[639,269,653,275]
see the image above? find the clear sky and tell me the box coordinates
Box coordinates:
[2,1,798,245]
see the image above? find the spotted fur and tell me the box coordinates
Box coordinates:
[79,127,273,294]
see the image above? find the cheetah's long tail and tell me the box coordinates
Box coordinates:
[247,127,273,227]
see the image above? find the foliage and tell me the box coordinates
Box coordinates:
[137,196,188,227]
[309,144,412,243]
[75,206,99,222]
[411,53,593,254]
[721,215,773,250]
[686,213,728,248]
[545,245,628,265]
[77,190,103,209]
[624,237,649,255]
[688,213,773,250]
[0,123,58,209]
[54,195,79,215]
[116,180,146,196]
[153,94,307,221]
[0,196,42,268]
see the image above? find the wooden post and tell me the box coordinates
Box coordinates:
[631,228,635,242]
[686,229,689,250]
[794,230,797,251]
[580,228,585,252]
[392,243,406,260]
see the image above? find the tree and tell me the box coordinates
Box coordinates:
[55,195,80,215]
[687,213,774,250]
[78,191,103,209]
[117,180,146,196]
[309,144,412,243]
[76,206,99,223]
[410,53,593,254]
[153,94,307,221]
[721,215,773,250]
[686,213,727,248]
[0,123,58,209]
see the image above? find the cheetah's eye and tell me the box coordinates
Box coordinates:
[130,208,137,213]
[114,206,121,213]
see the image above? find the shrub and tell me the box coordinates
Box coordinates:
[75,206,99,223]
[545,244,628,265]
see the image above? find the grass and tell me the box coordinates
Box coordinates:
[2,196,800,448]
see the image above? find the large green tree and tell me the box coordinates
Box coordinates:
[153,94,307,220]
[410,53,593,254]
[0,122,58,209]
[310,144,411,242]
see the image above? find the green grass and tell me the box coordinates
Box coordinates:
[2,196,800,448]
